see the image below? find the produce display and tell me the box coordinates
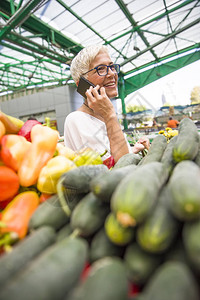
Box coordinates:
[0,113,200,300]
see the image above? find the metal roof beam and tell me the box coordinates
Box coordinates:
[4,31,69,63]
[0,0,83,55]
[124,43,200,76]
[120,17,200,67]
[56,0,128,61]
[123,48,200,97]
[0,0,44,41]
[107,0,196,44]
[115,0,158,60]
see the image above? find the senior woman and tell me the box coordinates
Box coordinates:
[64,44,149,163]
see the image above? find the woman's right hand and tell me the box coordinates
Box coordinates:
[85,85,116,122]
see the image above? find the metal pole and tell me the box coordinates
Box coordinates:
[118,73,128,130]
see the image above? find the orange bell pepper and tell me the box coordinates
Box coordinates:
[18,124,59,187]
[0,191,39,239]
[0,134,31,171]
[0,166,20,202]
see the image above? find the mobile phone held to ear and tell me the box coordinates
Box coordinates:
[77,76,96,98]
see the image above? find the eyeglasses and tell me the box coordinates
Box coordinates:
[83,64,120,76]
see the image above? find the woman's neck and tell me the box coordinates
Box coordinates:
[78,103,104,122]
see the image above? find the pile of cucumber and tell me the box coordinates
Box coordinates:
[0,117,200,300]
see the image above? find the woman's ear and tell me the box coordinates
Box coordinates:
[76,80,79,87]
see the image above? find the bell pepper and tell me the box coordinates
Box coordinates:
[39,193,52,203]
[0,191,39,240]
[18,124,59,187]
[18,119,41,142]
[0,166,20,202]
[56,143,76,160]
[37,155,76,194]
[0,120,6,141]
[0,134,31,171]
[74,147,103,166]
[103,155,115,169]
[0,111,23,134]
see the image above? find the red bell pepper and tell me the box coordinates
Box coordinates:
[0,191,39,239]
[0,166,20,202]
[18,119,41,142]
[103,155,115,169]
[0,134,31,171]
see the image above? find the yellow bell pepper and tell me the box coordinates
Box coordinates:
[18,124,59,187]
[0,120,6,142]
[55,143,76,160]
[37,155,76,194]
[74,147,103,166]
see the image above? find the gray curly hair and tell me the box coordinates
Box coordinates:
[70,44,109,84]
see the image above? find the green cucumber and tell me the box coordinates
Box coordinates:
[173,117,199,163]
[113,153,141,169]
[58,164,108,194]
[111,162,168,227]
[136,187,180,254]
[104,212,134,246]
[90,164,137,203]
[182,218,200,272]
[161,135,178,174]
[0,226,56,287]
[138,134,167,166]
[70,192,110,237]
[194,138,200,167]
[89,228,124,263]
[56,223,72,242]
[142,261,200,300]
[124,242,162,286]
[0,237,88,300]
[168,160,200,221]
[29,194,69,231]
[66,257,129,300]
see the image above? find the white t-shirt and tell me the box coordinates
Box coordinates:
[64,111,132,160]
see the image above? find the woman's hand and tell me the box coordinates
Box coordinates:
[132,136,150,154]
[85,85,116,121]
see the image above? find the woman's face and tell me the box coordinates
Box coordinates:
[86,50,118,99]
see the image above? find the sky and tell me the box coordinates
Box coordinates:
[123,60,200,111]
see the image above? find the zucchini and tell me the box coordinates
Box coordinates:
[173,117,199,163]
[161,135,178,174]
[0,237,88,300]
[104,212,134,246]
[142,261,200,300]
[168,160,200,221]
[0,226,56,287]
[111,162,168,227]
[29,194,69,231]
[138,134,167,166]
[89,228,124,263]
[90,164,137,203]
[58,164,108,194]
[70,192,110,237]
[136,188,180,254]
[67,257,129,300]
[182,218,200,272]
[124,242,162,286]
[113,153,141,169]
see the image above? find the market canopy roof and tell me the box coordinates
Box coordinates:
[0,0,200,96]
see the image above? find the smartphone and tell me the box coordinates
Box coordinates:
[77,76,96,98]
